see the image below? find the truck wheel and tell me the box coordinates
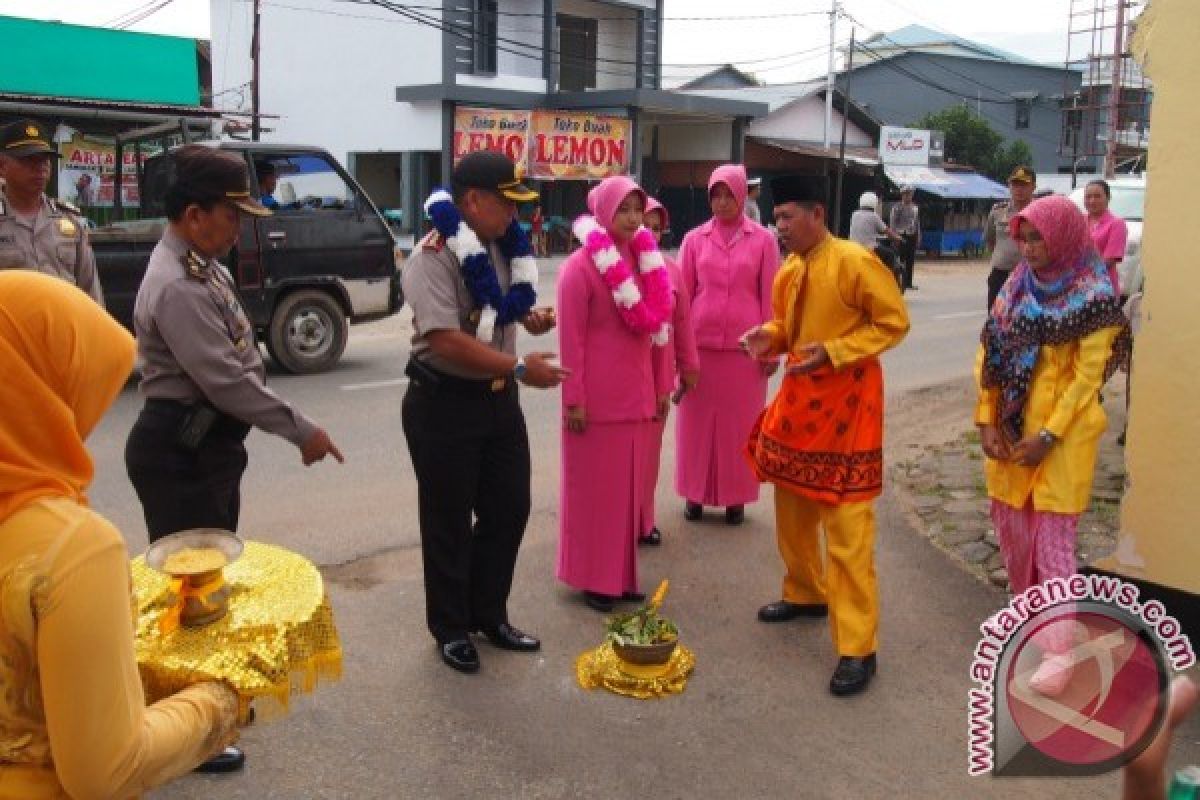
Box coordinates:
[267,290,348,374]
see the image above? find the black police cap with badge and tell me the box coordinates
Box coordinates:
[452,150,539,203]
[0,119,55,159]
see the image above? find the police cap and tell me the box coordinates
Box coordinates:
[1007,165,1036,185]
[169,144,271,217]
[453,150,538,203]
[1,119,55,159]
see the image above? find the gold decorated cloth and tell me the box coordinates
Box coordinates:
[132,541,342,719]
[575,642,695,699]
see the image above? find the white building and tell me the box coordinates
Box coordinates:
[211,0,765,236]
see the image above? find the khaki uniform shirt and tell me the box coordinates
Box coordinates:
[0,194,103,304]
[402,230,518,380]
[134,228,315,447]
[985,201,1022,273]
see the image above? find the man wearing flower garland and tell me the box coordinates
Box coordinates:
[402,150,567,674]
[742,175,909,697]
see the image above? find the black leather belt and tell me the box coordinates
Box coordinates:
[405,358,511,393]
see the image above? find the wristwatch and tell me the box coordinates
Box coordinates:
[514,357,527,382]
[1038,428,1057,447]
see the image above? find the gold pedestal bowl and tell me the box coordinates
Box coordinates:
[145,529,244,628]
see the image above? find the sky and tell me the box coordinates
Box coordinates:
[0,0,1076,86]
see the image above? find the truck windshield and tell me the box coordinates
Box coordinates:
[256,153,356,212]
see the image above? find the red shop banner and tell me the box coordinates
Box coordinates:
[452,107,531,165]
[528,111,629,180]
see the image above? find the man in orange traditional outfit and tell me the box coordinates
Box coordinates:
[742,175,909,696]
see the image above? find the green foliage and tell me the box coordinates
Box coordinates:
[912,106,1034,182]
[605,606,679,646]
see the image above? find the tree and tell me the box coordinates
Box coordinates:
[912,105,1034,182]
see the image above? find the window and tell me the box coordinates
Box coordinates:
[557,13,598,91]
[1015,98,1031,130]
[255,154,356,212]
[473,0,498,75]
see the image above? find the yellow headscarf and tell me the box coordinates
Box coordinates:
[0,271,135,522]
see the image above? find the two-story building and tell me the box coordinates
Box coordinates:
[211,0,766,239]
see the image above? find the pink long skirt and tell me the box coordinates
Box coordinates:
[558,420,650,596]
[674,348,766,507]
[641,416,668,537]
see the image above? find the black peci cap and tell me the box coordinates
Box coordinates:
[0,119,55,158]
[770,174,830,207]
[452,150,538,203]
[169,144,271,216]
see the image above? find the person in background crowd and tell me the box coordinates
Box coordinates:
[254,160,281,210]
[557,176,671,612]
[984,166,1036,311]
[640,196,699,547]
[531,204,546,257]
[0,271,241,799]
[1083,179,1129,298]
[676,163,780,525]
[975,195,1129,696]
[847,191,900,250]
[889,186,920,290]
[743,174,909,697]
[0,119,103,304]
[73,172,95,208]
[745,177,763,224]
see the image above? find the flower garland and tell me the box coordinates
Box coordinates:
[423,189,538,342]
[572,215,671,346]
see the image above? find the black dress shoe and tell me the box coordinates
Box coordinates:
[639,528,662,546]
[194,745,246,773]
[440,639,480,673]
[476,622,540,652]
[584,591,616,612]
[829,654,877,696]
[757,600,829,623]
[725,505,745,525]
[684,502,703,521]
[621,591,646,603]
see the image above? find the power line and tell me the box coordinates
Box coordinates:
[101,0,164,27]
[113,0,178,29]
[331,1,833,22]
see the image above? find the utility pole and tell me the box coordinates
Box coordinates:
[1103,0,1126,178]
[824,0,838,150]
[834,28,856,235]
[251,0,262,141]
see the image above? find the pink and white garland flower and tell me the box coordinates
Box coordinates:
[572,215,671,346]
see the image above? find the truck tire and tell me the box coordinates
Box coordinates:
[267,289,348,374]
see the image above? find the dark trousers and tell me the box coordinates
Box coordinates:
[986,268,1012,312]
[900,233,918,288]
[401,368,532,645]
[125,399,251,542]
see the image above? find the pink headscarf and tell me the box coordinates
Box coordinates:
[587,175,647,232]
[1008,195,1096,274]
[708,163,748,211]
[644,196,669,229]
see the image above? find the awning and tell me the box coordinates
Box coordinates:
[753,137,880,165]
[884,166,1008,199]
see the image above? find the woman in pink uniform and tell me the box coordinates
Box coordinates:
[557,176,673,612]
[1082,179,1129,297]
[675,163,781,525]
[639,197,700,546]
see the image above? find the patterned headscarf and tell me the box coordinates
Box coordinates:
[980,195,1131,442]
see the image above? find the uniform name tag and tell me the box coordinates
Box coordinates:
[0,235,14,246]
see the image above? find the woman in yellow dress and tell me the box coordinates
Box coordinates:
[975,195,1129,695]
[0,271,239,799]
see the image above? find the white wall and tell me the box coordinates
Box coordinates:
[210,0,443,164]
[658,122,733,161]
[556,0,639,90]
[746,96,873,147]
[497,0,545,80]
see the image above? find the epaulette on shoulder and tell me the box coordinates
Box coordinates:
[992,201,1009,210]
[418,230,444,252]
[51,197,81,216]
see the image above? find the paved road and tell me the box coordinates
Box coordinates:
[79,262,1179,798]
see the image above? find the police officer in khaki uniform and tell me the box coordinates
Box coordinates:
[402,150,566,674]
[0,119,102,304]
[123,145,343,771]
[984,165,1036,311]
